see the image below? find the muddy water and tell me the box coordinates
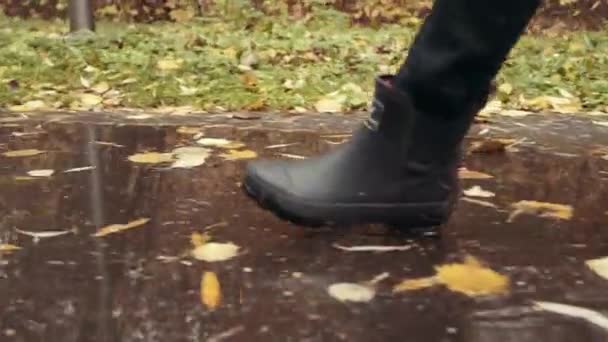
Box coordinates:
[0,112,607,342]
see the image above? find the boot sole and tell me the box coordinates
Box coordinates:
[243,173,451,229]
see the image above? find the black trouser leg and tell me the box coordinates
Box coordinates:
[395,0,542,118]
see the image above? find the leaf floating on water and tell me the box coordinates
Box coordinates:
[170,147,210,169]
[393,277,438,292]
[333,243,412,252]
[593,121,608,128]
[15,228,71,239]
[126,114,153,120]
[93,218,150,237]
[586,257,608,281]
[14,176,37,181]
[27,169,54,177]
[463,186,495,198]
[191,242,240,262]
[201,272,222,310]
[128,152,174,164]
[0,244,22,253]
[458,168,494,180]
[219,149,258,161]
[534,301,608,332]
[462,197,498,208]
[327,283,375,303]
[435,255,510,296]
[197,138,245,149]
[276,153,307,160]
[508,200,573,222]
[2,149,46,158]
[64,166,95,173]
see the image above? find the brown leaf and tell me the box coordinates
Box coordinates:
[93,218,150,237]
[2,149,45,158]
[201,272,222,310]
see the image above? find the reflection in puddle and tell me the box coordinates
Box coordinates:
[0,114,608,341]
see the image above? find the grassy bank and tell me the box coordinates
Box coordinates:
[1,10,607,114]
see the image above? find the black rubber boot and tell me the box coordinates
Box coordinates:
[243,75,480,228]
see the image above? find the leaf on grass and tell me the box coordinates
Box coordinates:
[470,139,516,154]
[534,301,608,332]
[78,93,103,107]
[201,272,222,310]
[458,168,494,180]
[191,232,211,248]
[2,149,45,158]
[435,255,509,296]
[508,200,573,222]
[463,186,495,198]
[0,244,22,253]
[197,138,245,149]
[93,218,150,237]
[27,169,54,177]
[219,149,257,161]
[9,100,48,112]
[15,228,71,239]
[393,255,509,297]
[586,257,608,281]
[522,95,582,113]
[157,58,183,71]
[92,82,110,94]
[191,242,240,262]
[315,97,344,113]
[333,244,412,252]
[393,277,438,292]
[328,283,375,303]
[171,147,210,169]
[128,152,174,164]
[497,83,513,95]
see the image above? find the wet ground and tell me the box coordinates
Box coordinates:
[1,111,608,342]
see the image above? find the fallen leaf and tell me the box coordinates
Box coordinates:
[586,257,608,280]
[27,169,54,177]
[265,143,299,150]
[92,82,110,94]
[458,168,494,180]
[498,83,513,95]
[470,139,516,154]
[126,114,153,120]
[171,147,210,169]
[128,152,174,164]
[328,283,375,303]
[333,244,412,252]
[14,176,37,181]
[534,301,608,332]
[9,100,47,112]
[191,242,240,262]
[201,272,222,310]
[219,149,258,161]
[191,232,211,247]
[79,93,103,107]
[0,244,22,253]
[15,228,71,240]
[463,186,495,198]
[240,71,257,88]
[2,149,45,158]
[80,76,91,88]
[157,58,183,71]
[435,255,510,296]
[393,277,438,292]
[314,97,344,113]
[197,138,245,149]
[93,218,150,237]
[508,200,573,222]
[462,197,498,208]
[593,121,608,128]
[64,166,95,173]
[276,153,307,160]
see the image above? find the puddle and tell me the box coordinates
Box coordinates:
[1,113,608,341]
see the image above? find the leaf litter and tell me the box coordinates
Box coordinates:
[93,218,150,237]
[128,152,174,164]
[394,255,510,297]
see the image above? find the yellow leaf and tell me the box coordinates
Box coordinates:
[498,83,513,95]
[79,93,103,107]
[197,138,245,149]
[0,244,21,253]
[93,218,150,237]
[201,272,222,310]
[393,276,437,292]
[128,152,174,164]
[314,97,344,113]
[191,232,211,247]
[219,149,258,161]
[458,168,494,180]
[586,257,608,281]
[9,100,48,112]
[92,82,110,94]
[191,242,239,262]
[2,149,46,158]
[157,58,183,71]
[328,283,375,302]
[435,255,509,296]
[240,71,258,88]
[27,169,54,177]
[508,200,573,222]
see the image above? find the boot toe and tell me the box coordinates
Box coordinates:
[244,159,294,196]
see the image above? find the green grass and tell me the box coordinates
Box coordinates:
[0,9,607,113]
